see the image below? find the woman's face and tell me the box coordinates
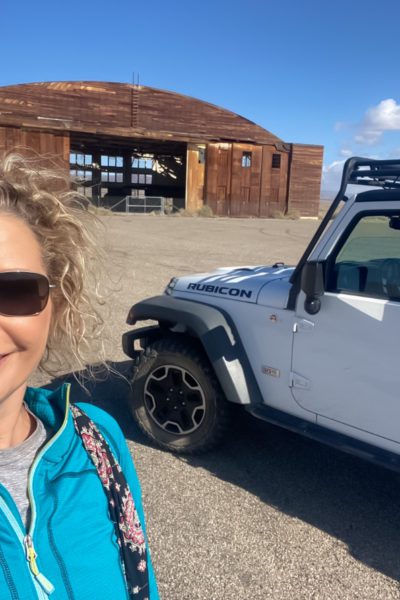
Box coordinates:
[0,213,52,406]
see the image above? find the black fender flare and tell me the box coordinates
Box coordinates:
[124,295,263,406]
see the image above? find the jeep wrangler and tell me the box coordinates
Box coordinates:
[123,157,400,471]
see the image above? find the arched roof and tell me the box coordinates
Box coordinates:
[0,81,281,145]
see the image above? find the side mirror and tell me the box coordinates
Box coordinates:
[301,261,325,315]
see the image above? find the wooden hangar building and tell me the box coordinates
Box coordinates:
[0,81,323,217]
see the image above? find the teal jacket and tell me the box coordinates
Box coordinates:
[0,384,159,600]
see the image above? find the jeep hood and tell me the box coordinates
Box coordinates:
[168,265,295,308]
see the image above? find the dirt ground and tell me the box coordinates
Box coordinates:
[38,214,400,600]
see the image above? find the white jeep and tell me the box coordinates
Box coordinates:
[123,157,400,471]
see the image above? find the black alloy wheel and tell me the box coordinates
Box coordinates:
[144,365,206,435]
[131,337,230,453]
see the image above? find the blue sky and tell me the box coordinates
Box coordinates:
[2,0,400,194]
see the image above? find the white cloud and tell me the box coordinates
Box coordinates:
[334,121,346,132]
[322,159,345,193]
[322,153,383,196]
[323,99,400,196]
[356,98,400,145]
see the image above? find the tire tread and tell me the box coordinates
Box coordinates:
[132,336,230,454]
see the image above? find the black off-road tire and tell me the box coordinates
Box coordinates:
[131,337,230,453]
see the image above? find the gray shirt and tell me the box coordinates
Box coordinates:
[0,409,47,527]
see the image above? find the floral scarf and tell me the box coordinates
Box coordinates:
[71,404,149,599]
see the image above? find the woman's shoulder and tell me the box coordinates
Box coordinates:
[74,402,121,430]
[74,402,127,458]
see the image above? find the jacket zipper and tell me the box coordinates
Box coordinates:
[23,384,72,597]
[0,384,73,598]
[24,535,55,596]
[0,496,53,598]
[28,384,71,534]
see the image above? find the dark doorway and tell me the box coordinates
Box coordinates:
[70,134,186,212]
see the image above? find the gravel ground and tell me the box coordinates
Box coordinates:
[36,214,400,600]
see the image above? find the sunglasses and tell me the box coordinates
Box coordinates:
[0,271,54,317]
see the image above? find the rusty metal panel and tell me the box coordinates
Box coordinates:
[287,144,324,217]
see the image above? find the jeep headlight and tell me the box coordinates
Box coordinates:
[165,277,178,295]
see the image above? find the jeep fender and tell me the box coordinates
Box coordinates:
[124,295,263,406]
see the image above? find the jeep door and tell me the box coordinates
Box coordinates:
[291,210,400,445]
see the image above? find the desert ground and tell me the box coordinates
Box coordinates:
[36,214,400,600]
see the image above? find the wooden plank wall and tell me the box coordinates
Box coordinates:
[287,144,324,216]
[204,142,289,217]
[260,147,288,217]
[0,82,281,145]
[186,144,205,212]
[204,144,231,216]
[0,82,131,128]
[0,126,70,166]
[230,144,262,217]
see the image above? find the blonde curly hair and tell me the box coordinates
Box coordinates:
[0,151,105,375]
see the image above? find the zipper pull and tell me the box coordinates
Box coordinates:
[24,535,55,595]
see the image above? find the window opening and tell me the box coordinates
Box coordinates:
[272,154,281,169]
[70,153,92,167]
[131,154,154,186]
[99,155,124,184]
[101,171,124,183]
[242,152,252,168]
[326,213,400,301]
[132,157,154,169]
[101,155,123,167]
[70,169,92,181]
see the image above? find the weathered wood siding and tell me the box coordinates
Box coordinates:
[205,143,290,217]
[230,144,262,217]
[259,147,289,217]
[0,82,324,218]
[0,82,280,145]
[287,144,324,216]
[0,126,70,165]
[186,145,205,213]
[204,144,231,216]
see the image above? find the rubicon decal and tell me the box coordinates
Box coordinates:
[187,282,252,299]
